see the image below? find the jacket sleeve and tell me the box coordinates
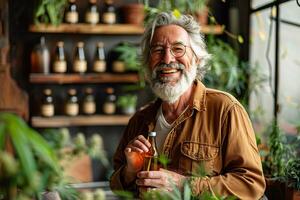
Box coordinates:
[190,103,266,200]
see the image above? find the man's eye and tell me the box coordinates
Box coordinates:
[172,47,184,53]
[152,48,164,54]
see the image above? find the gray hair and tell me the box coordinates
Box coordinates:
[141,12,210,80]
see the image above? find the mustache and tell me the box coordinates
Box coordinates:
[154,62,185,72]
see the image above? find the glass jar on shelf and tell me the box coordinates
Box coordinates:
[65,88,79,116]
[82,87,96,115]
[65,0,79,24]
[85,0,99,24]
[30,36,50,74]
[73,42,87,73]
[102,0,116,24]
[102,87,116,115]
[93,42,106,73]
[40,88,54,117]
[52,41,67,73]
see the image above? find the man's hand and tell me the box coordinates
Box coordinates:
[122,135,151,185]
[136,168,187,192]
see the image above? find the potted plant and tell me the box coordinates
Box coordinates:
[116,94,138,115]
[284,158,300,200]
[34,0,67,25]
[0,112,62,199]
[121,1,145,25]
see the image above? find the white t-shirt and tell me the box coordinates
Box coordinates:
[154,105,174,153]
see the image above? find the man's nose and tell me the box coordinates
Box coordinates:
[162,48,176,64]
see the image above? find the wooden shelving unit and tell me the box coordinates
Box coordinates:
[29,73,139,84]
[31,115,132,127]
[29,23,224,35]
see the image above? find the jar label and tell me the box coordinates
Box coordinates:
[83,102,96,114]
[103,102,116,114]
[65,12,78,24]
[93,60,106,72]
[65,103,79,116]
[112,61,125,73]
[41,104,54,117]
[102,13,116,24]
[85,12,99,24]
[73,60,87,73]
[53,60,67,73]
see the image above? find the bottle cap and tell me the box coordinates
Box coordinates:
[77,42,84,47]
[69,0,76,3]
[148,131,156,137]
[57,41,64,46]
[89,0,97,3]
[97,42,104,48]
[85,87,93,94]
[106,87,114,94]
[43,88,52,95]
[68,88,77,95]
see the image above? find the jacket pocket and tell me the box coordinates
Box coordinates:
[179,141,220,175]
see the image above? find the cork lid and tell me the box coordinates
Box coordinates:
[85,87,93,94]
[43,88,52,95]
[57,41,64,46]
[105,87,114,94]
[77,42,84,47]
[105,0,113,4]
[69,0,76,3]
[89,0,97,3]
[97,42,104,48]
[68,88,77,95]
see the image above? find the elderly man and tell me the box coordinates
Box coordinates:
[110,12,265,199]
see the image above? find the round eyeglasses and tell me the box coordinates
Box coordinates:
[150,43,190,59]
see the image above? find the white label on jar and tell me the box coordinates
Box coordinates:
[65,103,79,116]
[83,102,96,114]
[103,102,116,114]
[53,60,67,73]
[85,12,99,24]
[65,12,78,24]
[73,60,87,73]
[41,104,54,117]
[93,60,106,72]
[112,61,125,73]
[102,13,116,24]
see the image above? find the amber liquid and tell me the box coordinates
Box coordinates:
[143,154,159,171]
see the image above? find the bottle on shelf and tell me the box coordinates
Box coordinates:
[73,42,87,73]
[143,131,159,171]
[102,87,116,114]
[52,41,67,73]
[30,36,50,74]
[102,0,116,24]
[65,88,79,116]
[65,0,79,24]
[40,88,54,117]
[82,87,96,115]
[85,0,99,25]
[93,42,106,73]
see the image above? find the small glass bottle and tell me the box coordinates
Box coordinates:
[41,88,54,117]
[85,0,99,24]
[52,41,67,73]
[143,131,159,171]
[93,42,106,73]
[73,42,87,73]
[65,88,79,116]
[102,87,116,114]
[102,0,116,24]
[82,87,96,115]
[30,36,50,74]
[65,0,79,24]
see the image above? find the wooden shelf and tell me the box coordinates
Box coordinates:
[29,73,139,84]
[29,23,144,34]
[29,23,223,35]
[31,115,132,127]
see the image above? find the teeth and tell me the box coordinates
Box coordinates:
[161,69,177,74]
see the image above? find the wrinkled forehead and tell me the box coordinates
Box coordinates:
[151,25,190,46]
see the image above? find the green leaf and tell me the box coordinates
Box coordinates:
[237,35,244,44]
[0,121,5,149]
[183,182,191,200]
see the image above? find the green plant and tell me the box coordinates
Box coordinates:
[34,0,67,25]
[116,94,138,110]
[284,158,300,190]
[0,112,61,199]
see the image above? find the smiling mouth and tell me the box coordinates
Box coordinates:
[158,68,181,75]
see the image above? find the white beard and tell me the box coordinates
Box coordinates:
[146,62,197,103]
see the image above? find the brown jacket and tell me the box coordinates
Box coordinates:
[110,80,266,199]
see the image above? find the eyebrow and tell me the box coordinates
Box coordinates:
[151,41,186,47]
